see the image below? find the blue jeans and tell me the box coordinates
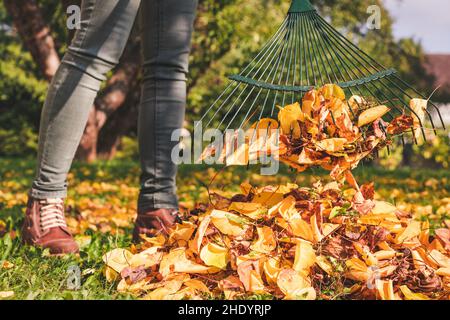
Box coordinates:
[30,0,198,211]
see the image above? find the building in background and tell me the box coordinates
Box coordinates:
[424,54,450,126]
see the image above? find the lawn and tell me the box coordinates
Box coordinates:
[0,158,449,300]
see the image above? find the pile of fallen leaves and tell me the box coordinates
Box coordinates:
[103,180,450,300]
[201,84,423,181]
[103,85,450,300]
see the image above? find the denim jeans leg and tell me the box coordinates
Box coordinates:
[138,0,198,211]
[30,0,141,199]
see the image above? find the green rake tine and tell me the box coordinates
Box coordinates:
[317,11,444,129]
[314,16,427,139]
[292,13,300,103]
[221,16,296,131]
[302,13,317,86]
[195,18,290,130]
[315,15,443,132]
[391,75,445,129]
[305,12,332,84]
[305,12,359,118]
[301,13,309,88]
[205,18,292,130]
[243,17,290,77]
[282,13,298,107]
[382,76,441,133]
[315,14,383,72]
[268,16,298,117]
[304,13,325,85]
[312,16,396,123]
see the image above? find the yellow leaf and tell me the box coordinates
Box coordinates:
[358,105,390,127]
[184,279,212,295]
[315,256,334,275]
[353,243,378,266]
[263,257,281,285]
[315,138,348,153]
[250,226,277,254]
[104,266,119,282]
[228,202,267,220]
[347,95,365,115]
[240,182,253,195]
[129,246,163,268]
[169,221,196,243]
[399,285,430,300]
[144,277,185,300]
[237,260,266,294]
[436,268,450,277]
[102,248,133,273]
[321,84,346,101]
[0,291,14,299]
[371,201,397,214]
[410,98,427,140]
[375,279,395,300]
[190,214,211,253]
[200,242,230,269]
[293,240,316,272]
[159,248,220,278]
[277,269,313,299]
[251,190,285,208]
[429,250,450,268]
[210,210,246,237]
[278,102,303,136]
[396,220,421,244]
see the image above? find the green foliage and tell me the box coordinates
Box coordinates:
[414,131,450,169]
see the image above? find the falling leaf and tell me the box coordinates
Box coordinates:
[410,98,427,140]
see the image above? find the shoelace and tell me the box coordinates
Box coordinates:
[39,198,67,231]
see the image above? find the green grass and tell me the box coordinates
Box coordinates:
[0,157,449,300]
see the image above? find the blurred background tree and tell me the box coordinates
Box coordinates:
[0,0,446,167]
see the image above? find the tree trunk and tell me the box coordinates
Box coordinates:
[4,0,60,81]
[97,82,141,159]
[401,143,413,167]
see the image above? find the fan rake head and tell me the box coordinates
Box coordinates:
[196,0,445,144]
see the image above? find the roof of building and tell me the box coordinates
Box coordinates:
[425,54,450,87]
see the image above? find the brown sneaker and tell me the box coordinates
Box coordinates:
[132,209,181,243]
[22,197,79,255]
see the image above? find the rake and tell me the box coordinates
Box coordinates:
[196,0,445,144]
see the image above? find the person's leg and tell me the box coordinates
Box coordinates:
[30,0,140,199]
[137,0,198,212]
[24,0,140,254]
